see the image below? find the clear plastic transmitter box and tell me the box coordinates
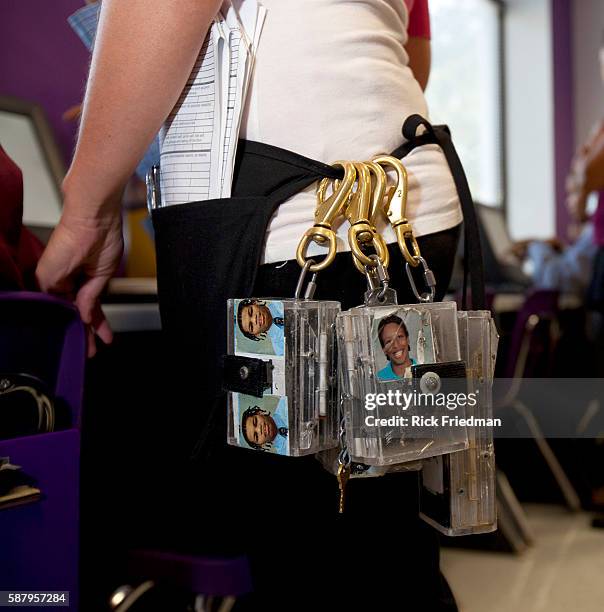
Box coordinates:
[224,298,340,457]
[420,310,499,535]
[336,301,469,466]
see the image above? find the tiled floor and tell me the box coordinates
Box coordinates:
[441,504,604,612]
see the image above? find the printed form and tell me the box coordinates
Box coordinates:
[159,0,266,204]
[159,25,224,205]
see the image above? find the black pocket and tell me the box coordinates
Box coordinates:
[152,196,272,344]
[151,196,275,456]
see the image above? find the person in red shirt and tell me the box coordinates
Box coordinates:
[0,145,44,290]
[405,0,432,90]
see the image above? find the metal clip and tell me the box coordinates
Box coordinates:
[405,256,436,303]
[364,254,398,306]
[346,163,390,274]
[345,162,372,241]
[372,155,421,267]
[296,162,356,272]
[146,165,162,213]
[364,161,388,226]
[295,259,319,300]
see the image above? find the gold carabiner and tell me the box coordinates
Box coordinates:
[296,161,356,272]
[344,162,390,274]
[346,162,390,274]
[346,162,373,254]
[365,161,388,227]
[362,161,390,272]
[373,155,421,267]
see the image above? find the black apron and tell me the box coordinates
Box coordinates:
[149,115,483,611]
[151,114,485,459]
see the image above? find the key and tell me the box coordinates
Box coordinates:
[337,463,351,513]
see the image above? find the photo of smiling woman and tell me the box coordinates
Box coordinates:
[377,315,416,381]
[374,310,434,382]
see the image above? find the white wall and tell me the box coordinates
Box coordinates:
[572,0,604,145]
[504,0,556,239]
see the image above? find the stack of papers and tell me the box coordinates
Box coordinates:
[160,0,266,203]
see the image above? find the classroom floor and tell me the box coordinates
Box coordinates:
[441,504,604,612]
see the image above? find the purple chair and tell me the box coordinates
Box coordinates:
[0,292,86,610]
[112,550,252,609]
[495,289,581,511]
[502,289,560,379]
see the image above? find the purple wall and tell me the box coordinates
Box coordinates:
[0,1,91,164]
[552,0,575,240]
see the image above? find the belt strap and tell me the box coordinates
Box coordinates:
[392,114,487,310]
[235,117,486,310]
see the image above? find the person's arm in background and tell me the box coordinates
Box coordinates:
[405,0,431,91]
[526,226,596,293]
[583,129,604,194]
[36,0,222,356]
[567,122,604,221]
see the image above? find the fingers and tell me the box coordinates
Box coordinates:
[76,277,114,358]
[86,326,98,359]
[85,309,113,359]
[92,304,114,346]
[75,275,110,325]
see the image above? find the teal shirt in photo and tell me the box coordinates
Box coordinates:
[377,358,416,381]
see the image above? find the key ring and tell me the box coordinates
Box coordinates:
[295,259,319,299]
[364,254,397,306]
[405,255,436,303]
[296,227,338,272]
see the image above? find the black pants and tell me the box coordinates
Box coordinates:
[170,226,461,611]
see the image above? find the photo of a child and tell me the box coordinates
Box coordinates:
[235,394,290,455]
[234,299,285,356]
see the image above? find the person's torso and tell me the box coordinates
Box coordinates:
[161,0,462,263]
[241,0,424,162]
[242,0,461,262]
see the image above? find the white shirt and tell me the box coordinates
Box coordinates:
[241,0,462,263]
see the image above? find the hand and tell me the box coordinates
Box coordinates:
[544,237,563,252]
[36,210,124,357]
[509,240,531,260]
[566,188,589,223]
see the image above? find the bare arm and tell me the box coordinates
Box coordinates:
[405,36,431,91]
[37,0,221,355]
[583,129,604,194]
[64,0,222,211]
[567,123,604,221]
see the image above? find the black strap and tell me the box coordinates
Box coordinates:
[394,114,486,310]
[234,139,342,205]
[235,118,486,309]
